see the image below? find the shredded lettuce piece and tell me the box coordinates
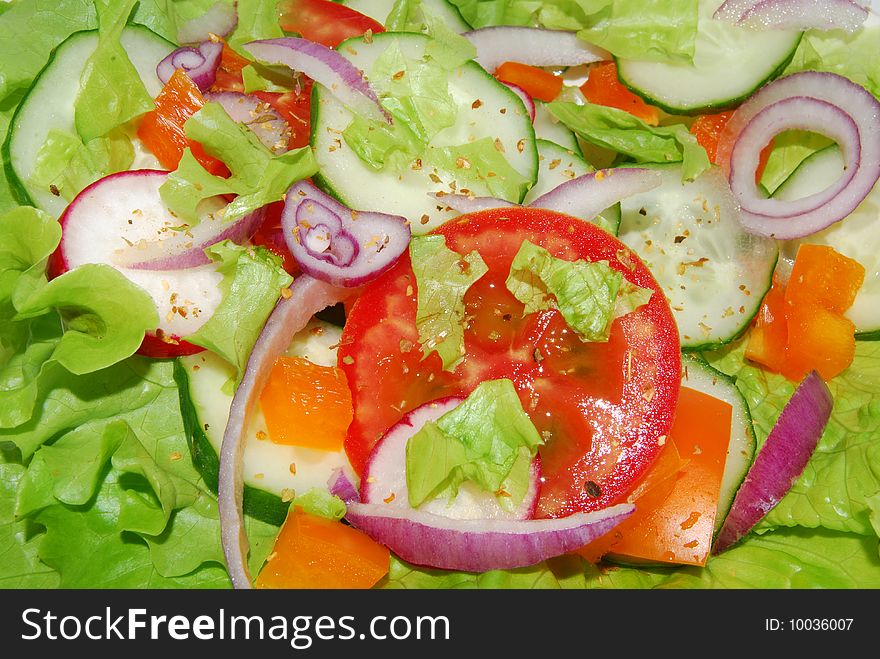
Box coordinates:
[227,0,285,53]
[506,240,651,342]
[405,379,544,510]
[386,0,477,65]
[74,0,155,141]
[430,137,532,202]
[186,242,293,384]
[547,101,710,181]
[159,102,318,223]
[29,128,134,202]
[409,235,488,371]
[291,489,348,522]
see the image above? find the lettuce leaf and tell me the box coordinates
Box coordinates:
[405,379,543,509]
[547,101,710,181]
[429,137,533,202]
[506,240,651,342]
[160,102,318,223]
[410,234,488,371]
[228,0,285,53]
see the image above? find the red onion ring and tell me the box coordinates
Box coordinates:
[717,71,880,239]
[177,2,239,44]
[281,181,411,287]
[431,192,514,214]
[713,371,833,554]
[244,38,391,124]
[156,40,223,91]
[218,275,354,589]
[328,468,361,504]
[463,26,609,74]
[715,0,868,32]
[343,502,634,572]
[204,91,292,153]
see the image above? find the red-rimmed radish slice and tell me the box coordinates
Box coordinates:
[343,502,633,572]
[715,0,868,32]
[156,40,223,91]
[49,170,233,357]
[218,274,353,589]
[204,91,292,154]
[177,1,238,44]
[717,71,880,240]
[281,181,411,287]
[528,168,662,221]
[244,37,391,124]
[463,26,609,74]
[361,397,542,521]
[713,371,833,554]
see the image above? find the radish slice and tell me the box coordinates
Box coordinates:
[218,274,353,589]
[361,397,542,521]
[281,181,411,287]
[156,40,223,91]
[52,170,230,347]
[204,91,292,153]
[528,168,662,221]
[713,371,833,554]
[177,2,238,44]
[344,502,633,572]
[244,38,391,124]
[502,82,536,123]
[717,71,880,240]
[715,0,868,32]
[463,27,609,74]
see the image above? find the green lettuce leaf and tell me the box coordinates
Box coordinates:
[759,131,834,195]
[160,102,318,223]
[430,137,532,202]
[186,242,293,382]
[547,101,710,180]
[74,0,155,141]
[386,0,477,66]
[131,0,234,43]
[506,240,651,342]
[406,378,544,509]
[290,488,347,522]
[228,0,285,54]
[29,128,134,202]
[410,234,488,371]
[705,339,880,538]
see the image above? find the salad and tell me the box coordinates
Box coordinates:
[1,0,879,591]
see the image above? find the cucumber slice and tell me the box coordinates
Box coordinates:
[681,355,757,535]
[311,32,538,234]
[617,165,778,350]
[533,100,581,154]
[176,320,352,525]
[4,26,173,218]
[343,0,471,32]
[773,145,880,338]
[523,139,621,234]
[615,0,801,114]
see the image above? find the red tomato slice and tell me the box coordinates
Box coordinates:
[339,207,681,518]
[278,0,385,48]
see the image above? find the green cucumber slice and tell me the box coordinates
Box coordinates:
[615,0,801,114]
[617,164,778,350]
[773,145,880,339]
[523,139,621,234]
[343,0,471,32]
[681,355,757,535]
[4,26,172,218]
[176,320,352,525]
[311,31,538,235]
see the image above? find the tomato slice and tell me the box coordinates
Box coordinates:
[339,207,681,517]
[278,0,385,48]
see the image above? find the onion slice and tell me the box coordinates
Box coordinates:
[244,38,391,124]
[177,1,238,44]
[432,193,515,215]
[218,275,353,589]
[501,82,536,122]
[715,0,868,32]
[156,40,223,91]
[717,71,880,240]
[328,468,361,504]
[713,371,833,554]
[204,91,292,153]
[281,181,411,287]
[528,168,662,221]
[463,26,609,73]
[344,502,633,572]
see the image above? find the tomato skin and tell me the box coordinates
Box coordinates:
[278,0,385,48]
[339,208,681,517]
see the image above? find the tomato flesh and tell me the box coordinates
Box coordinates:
[278,0,385,48]
[339,208,681,517]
